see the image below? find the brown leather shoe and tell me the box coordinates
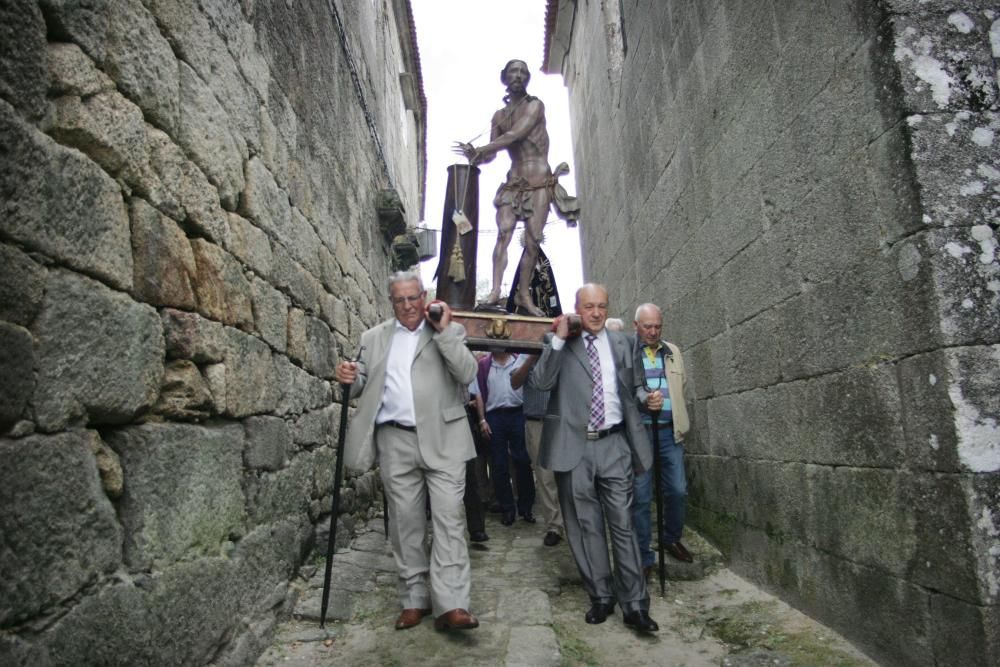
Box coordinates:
[394,607,431,630]
[665,541,694,563]
[433,608,479,631]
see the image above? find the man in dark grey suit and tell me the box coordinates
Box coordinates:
[530,284,659,632]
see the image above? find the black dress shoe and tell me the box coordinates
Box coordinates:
[500,511,515,526]
[665,541,694,563]
[584,601,615,624]
[521,512,536,524]
[469,531,489,543]
[623,609,659,633]
[543,531,562,547]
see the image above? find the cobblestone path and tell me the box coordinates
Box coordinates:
[258,514,875,666]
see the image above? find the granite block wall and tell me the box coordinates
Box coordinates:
[0,0,424,663]
[545,0,999,663]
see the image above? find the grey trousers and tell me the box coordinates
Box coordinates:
[555,431,649,613]
[376,425,471,615]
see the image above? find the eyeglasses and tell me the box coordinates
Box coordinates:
[391,293,425,306]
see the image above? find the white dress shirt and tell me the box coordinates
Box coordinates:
[551,328,623,427]
[375,319,424,426]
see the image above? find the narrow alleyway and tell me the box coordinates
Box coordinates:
[257,513,875,666]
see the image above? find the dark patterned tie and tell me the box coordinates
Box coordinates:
[585,334,605,430]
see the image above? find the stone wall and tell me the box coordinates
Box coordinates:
[0,0,424,664]
[545,0,999,664]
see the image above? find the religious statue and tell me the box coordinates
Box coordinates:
[454,59,579,316]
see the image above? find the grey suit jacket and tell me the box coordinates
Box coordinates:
[343,319,478,474]
[529,330,653,473]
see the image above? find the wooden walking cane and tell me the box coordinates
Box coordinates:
[320,345,364,628]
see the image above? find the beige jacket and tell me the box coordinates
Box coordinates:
[635,340,689,442]
[343,319,478,473]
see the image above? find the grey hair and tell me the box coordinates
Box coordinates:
[633,302,662,322]
[605,318,625,332]
[387,270,424,294]
[574,282,609,306]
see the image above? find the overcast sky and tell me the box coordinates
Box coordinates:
[409,0,583,303]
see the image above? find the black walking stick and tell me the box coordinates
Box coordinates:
[649,405,666,598]
[382,487,389,539]
[319,345,364,628]
[637,338,667,598]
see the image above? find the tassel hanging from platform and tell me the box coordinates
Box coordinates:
[447,238,466,282]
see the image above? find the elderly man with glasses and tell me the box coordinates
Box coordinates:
[335,271,480,632]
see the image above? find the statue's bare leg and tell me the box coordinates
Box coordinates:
[479,207,516,306]
[512,193,549,317]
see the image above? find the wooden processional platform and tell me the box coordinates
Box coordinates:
[451,309,553,354]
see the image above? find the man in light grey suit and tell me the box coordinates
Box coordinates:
[334,271,480,632]
[530,284,660,632]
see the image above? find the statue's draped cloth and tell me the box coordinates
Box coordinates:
[493,161,579,226]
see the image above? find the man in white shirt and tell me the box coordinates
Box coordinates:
[335,271,479,632]
[475,349,537,526]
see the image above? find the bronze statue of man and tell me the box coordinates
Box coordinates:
[456,59,578,316]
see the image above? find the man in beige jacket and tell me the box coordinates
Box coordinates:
[335,271,479,632]
[632,303,693,571]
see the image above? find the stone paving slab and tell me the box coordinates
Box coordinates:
[257,514,877,666]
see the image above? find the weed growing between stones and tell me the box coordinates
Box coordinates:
[552,621,600,666]
[350,586,395,624]
[705,600,868,666]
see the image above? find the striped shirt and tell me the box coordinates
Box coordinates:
[640,344,672,424]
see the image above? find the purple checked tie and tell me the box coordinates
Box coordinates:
[585,334,605,430]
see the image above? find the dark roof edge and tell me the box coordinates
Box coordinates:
[394,0,428,221]
[542,0,559,74]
